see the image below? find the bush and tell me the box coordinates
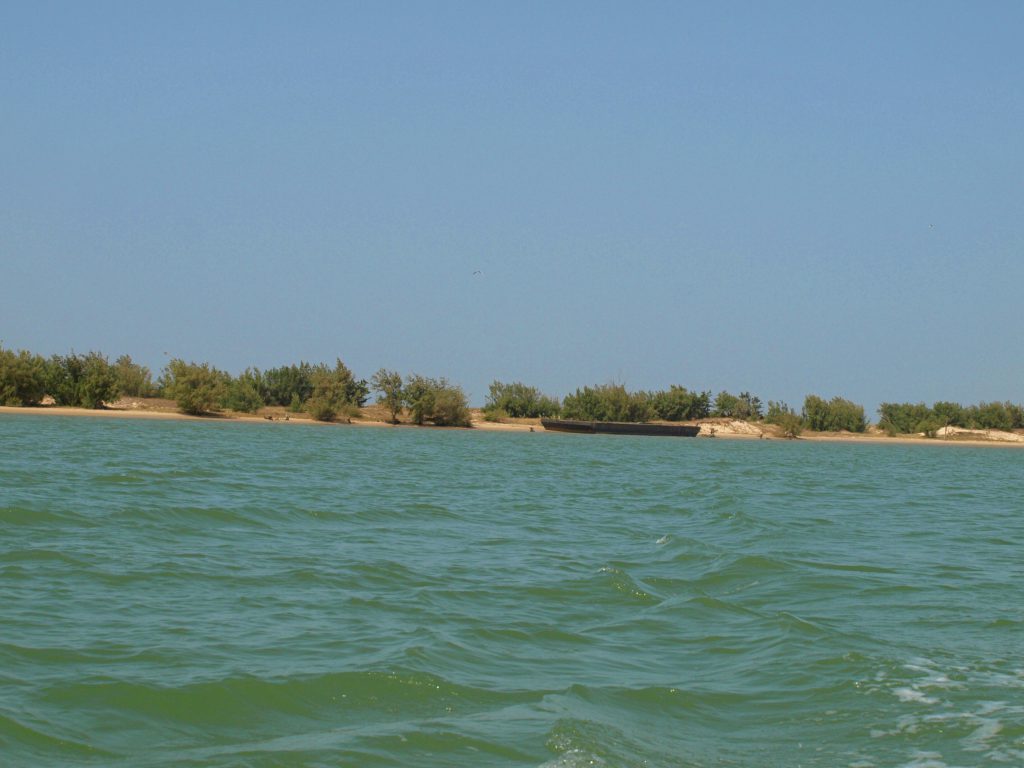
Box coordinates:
[802,394,866,432]
[775,412,803,438]
[306,396,358,423]
[1010,403,1024,430]
[712,391,739,417]
[932,401,966,428]
[261,363,316,407]
[403,374,471,427]
[877,402,934,435]
[0,347,48,406]
[764,400,794,423]
[222,368,264,413]
[482,407,508,422]
[45,352,119,409]
[306,360,368,422]
[114,355,155,397]
[711,390,763,420]
[483,381,561,418]
[161,359,227,415]
[649,386,710,421]
[371,368,405,423]
[972,401,1014,431]
[561,383,653,422]
[431,385,472,426]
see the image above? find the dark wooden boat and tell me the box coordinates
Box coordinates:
[541,418,700,437]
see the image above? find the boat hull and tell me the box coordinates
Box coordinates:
[541,418,700,437]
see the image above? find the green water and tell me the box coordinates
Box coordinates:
[1,414,1022,767]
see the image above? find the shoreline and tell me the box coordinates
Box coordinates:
[2,404,1023,449]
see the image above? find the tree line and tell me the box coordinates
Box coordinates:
[0,347,471,427]
[2,345,1021,434]
[878,400,1024,436]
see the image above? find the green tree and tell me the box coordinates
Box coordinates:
[162,359,227,415]
[306,359,368,422]
[802,394,866,433]
[649,385,710,421]
[736,392,763,420]
[0,347,47,406]
[561,384,652,422]
[45,352,119,408]
[776,412,803,438]
[431,385,472,426]
[114,355,155,397]
[371,368,405,423]
[1008,403,1024,430]
[714,390,764,420]
[222,368,264,413]
[712,391,740,417]
[764,400,794,423]
[403,374,436,425]
[931,401,965,428]
[403,374,471,427]
[261,363,316,407]
[973,401,1013,431]
[877,402,933,435]
[483,381,560,418]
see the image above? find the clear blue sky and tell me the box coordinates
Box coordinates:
[2,1,1021,413]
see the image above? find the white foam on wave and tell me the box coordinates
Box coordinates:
[893,687,940,705]
[961,717,1002,752]
[537,748,607,768]
[898,750,949,768]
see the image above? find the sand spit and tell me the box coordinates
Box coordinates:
[2,402,1022,448]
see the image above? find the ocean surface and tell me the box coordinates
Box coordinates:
[1,414,1022,767]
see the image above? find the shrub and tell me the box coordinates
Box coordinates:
[973,401,1014,431]
[711,390,763,420]
[162,359,227,415]
[222,368,264,413]
[431,385,471,426]
[261,363,316,407]
[649,386,710,421]
[305,394,344,422]
[775,412,803,438]
[483,381,560,418]
[712,391,740,417]
[737,392,763,420]
[482,407,508,422]
[114,355,155,397]
[802,394,866,433]
[403,374,471,427]
[1009,403,1024,430]
[45,352,119,409]
[561,383,652,422]
[306,360,368,422]
[44,354,83,406]
[404,374,436,425]
[371,368,405,423]
[877,402,933,435]
[764,400,794,424]
[931,401,966,428]
[0,347,48,406]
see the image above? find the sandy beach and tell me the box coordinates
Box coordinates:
[2,400,1023,448]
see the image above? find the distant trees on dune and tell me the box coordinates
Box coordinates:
[2,344,1023,434]
[878,400,1024,435]
[801,395,867,433]
[0,348,47,406]
[483,381,561,420]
